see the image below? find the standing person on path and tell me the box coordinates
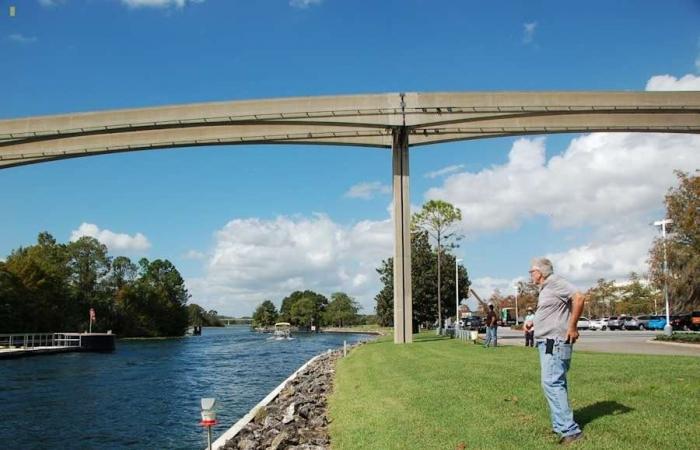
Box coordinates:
[524,307,535,347]
[529,257,585,445]
[483,303,498,347]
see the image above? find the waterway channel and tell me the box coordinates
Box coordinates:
[0,326,372,450]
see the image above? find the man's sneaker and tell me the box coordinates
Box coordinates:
[559,432,584,445]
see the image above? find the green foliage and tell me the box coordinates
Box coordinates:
[324,292,360,327]
[655,332,700,343]
[585,275,660,317]
[2,233,72,332]
[279,290,328,328]
[649,171,700,312]
[412,200,463,330]
[290,296,317,327]
[251,300,279,328]
[374,258,394,327]
[0,232,191,337]
[188,303,224,327]
[618,272,660,315]
[375,230,471,328]
[585,278,620,317]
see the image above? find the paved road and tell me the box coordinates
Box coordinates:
[493,327,700,357]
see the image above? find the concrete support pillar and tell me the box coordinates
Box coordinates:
[392,127,413,344]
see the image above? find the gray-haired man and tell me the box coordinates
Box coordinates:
[529,257,585,445]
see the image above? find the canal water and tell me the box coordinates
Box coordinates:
[0,326,372,450]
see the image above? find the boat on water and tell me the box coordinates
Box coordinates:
[268,322,294,341]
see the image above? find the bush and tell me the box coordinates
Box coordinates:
[655,332,700,343]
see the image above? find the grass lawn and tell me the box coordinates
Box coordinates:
[328,333,700,449]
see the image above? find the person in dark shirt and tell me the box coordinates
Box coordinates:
[483,303,498,347]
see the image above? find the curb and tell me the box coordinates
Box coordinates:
[646,339,700,349]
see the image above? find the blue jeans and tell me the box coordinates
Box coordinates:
[483,326,497,347]
[536,339,581,437]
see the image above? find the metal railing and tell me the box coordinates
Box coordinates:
[0,333,81,349]
[447,328,480,342]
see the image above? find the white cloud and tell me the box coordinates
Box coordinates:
[645,74,700,91]
[425,164,465,179]
[186,213,393,316]
[523,22,537,44]
[546,225,655,288]
[70,223,151,252]
[8,34,37,44]
[120,0,204,8]
[290,0,322,8]
[344,181,391,199]
[427,133,700,233]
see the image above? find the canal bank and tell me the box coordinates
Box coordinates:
[213,342,366,450]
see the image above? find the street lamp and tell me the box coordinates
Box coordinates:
[455,258,463,329]
[653,219,673,336]
[514,283,519,325]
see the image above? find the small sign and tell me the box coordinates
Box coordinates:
[10,6,16,17]
[89,308,96,322]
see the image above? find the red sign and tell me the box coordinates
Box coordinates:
[89,308,96,322]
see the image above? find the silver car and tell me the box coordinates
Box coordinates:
[589,318,608,330]
[623,316,641,330]
[607,316,626,330]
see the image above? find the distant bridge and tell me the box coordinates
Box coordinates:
[222,318,252,326]
[2,91,699,344]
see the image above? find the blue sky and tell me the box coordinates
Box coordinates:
[1,0,699,315]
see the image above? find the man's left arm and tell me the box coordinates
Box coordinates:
[566,292,585,344]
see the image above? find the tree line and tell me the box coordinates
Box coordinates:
[0,232,196,337]
[483,274,660,319]
[251,290,367,329]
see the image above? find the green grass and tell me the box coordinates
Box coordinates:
[328,333,700,450]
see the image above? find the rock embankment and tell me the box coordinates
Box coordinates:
[221,348,347,450]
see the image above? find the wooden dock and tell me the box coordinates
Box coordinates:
[0,332,116,359]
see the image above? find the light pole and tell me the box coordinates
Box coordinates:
[653,219,673,336]
[514,283,519,325]
[456,258,462,329]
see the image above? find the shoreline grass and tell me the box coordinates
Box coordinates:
[328,333,700,449]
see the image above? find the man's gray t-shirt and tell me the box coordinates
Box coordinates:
[534,274,578,340]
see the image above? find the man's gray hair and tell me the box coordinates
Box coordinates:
[531,257,554,277]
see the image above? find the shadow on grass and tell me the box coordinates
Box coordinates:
[575,401,633,429]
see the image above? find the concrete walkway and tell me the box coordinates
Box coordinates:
[495,328,700,357]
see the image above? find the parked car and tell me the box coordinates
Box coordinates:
[589,318,608,330]
[671,313,692,331]
[691,311,700,331]
[461,316,486,333]
[623,316,641,330]
[647,315,667,330]
[607,316,627,330]
[636,315,653,330]
[576,316,591,330]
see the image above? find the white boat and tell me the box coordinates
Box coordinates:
[268,322,294,341]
